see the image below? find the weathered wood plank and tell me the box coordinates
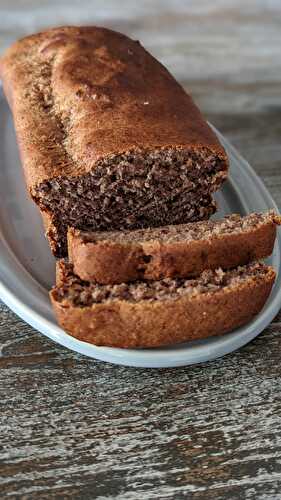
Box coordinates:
[1,0,281,498]
[1,309,281,498]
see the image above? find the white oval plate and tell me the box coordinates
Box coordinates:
[0,90,280,368]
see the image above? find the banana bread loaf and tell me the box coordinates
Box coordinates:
[68,211,281,284]
[0,26,228,257]
[50,260,275,348]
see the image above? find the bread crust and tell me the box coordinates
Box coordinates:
[67,213,280,284]
[0,26,228,193]
[50,265,275,348]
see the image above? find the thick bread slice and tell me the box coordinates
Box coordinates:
[50,261,275,348]
[68,211,281,284]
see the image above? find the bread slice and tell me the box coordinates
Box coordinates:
[50,260,275,348]
[67,211,281,284]
[0,26,228,257]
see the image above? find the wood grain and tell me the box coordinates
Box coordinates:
[1,1,281,498]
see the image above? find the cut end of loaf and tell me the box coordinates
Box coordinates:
[52,260,275,307]
[44,197,216,258]
[34,146,227,256]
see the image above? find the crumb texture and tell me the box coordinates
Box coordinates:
[53,261,272,306]
[76,211,280,244]
[45,194,216,257]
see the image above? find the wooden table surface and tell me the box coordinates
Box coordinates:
[1,1,281,498]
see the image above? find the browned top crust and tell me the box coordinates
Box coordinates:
[0,26,228,192]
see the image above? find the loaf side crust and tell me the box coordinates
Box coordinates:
[50,266,275,348]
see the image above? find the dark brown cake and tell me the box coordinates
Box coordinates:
[50,261,275,348]
[0,26,228,256]
[67,211,281,284]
